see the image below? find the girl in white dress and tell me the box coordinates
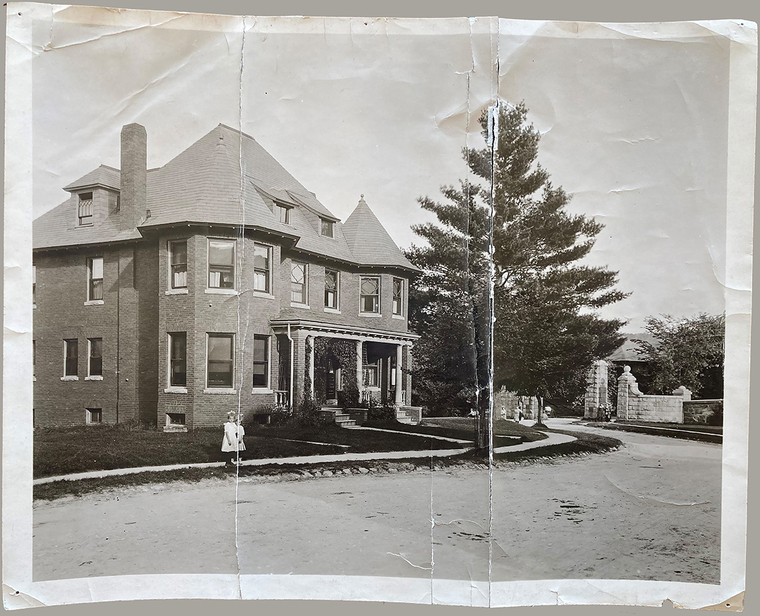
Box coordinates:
[222,411,246,466]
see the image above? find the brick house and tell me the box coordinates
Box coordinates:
[33,123,419,429]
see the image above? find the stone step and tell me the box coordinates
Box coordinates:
[338,419,356,428]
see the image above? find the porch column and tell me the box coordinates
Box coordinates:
[307,335,315,400]
[356,340,364,402]
[403,343,413,406]
[394,344,403,406]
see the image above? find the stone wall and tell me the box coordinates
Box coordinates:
[617,366,690,423]
[494,388,539,420]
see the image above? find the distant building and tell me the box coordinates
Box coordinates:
[33,124,419,429]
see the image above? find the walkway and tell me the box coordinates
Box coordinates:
[32,429,576,485]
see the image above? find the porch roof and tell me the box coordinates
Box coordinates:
[270,318,420,342]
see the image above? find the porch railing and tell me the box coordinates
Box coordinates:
[275,390,290,409]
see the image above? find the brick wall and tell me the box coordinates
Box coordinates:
[33,241,159,427]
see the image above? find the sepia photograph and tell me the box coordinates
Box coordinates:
[3,4,756,610]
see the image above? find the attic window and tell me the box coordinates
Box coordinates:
[320,218,334,238]
[275,204,290,224]
[78,192,93,226]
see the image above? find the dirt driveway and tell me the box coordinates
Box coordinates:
[33,421,721,584]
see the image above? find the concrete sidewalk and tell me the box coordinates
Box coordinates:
[33,431,576,486]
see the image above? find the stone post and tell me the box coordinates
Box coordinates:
[394,344,403,406]
[617,365,637,420]
[672,385,692,400]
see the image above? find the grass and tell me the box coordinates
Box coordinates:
[584,421,723,444]
[492,429,623,462]
[363,416,548,445]
[33,423,465,479]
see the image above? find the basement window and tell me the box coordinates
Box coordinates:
[86,408,102,424]
[166,413,186,427]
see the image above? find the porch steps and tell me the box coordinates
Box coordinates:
[319,407,357,428]
[396,408,415,425]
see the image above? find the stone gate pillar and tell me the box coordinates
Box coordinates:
[617,365,637,420]
[584,360,608,419]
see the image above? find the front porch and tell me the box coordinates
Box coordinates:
[270,319,418,421]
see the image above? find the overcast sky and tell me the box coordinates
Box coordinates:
[31,10,730,330]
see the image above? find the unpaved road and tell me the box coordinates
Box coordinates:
[34,420,720,583]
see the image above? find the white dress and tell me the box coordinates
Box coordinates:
[221,421,246,453]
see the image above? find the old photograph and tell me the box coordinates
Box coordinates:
[3,4,756,610]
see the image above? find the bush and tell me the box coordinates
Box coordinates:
[294,396,332,428]
[367,403,397,423]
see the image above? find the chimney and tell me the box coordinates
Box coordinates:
[120,123,147,231]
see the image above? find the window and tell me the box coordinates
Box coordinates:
[208,239,235,289]
[33,340,36,378]
[252,336,270,389]
[78,192,93,226]
[88,257,103,301]
[86,408,102,424]
[363,361,379,387]
[324,269,339,309]
[88,338,103,377]
[169,333,187,387]
[32,265,36,306]
[392,278,404,316]
[253,243,272,293]
[207,333,234,388]
[320,218,334,238]
[166,413,186,426]
[275,204,290,224]
[360,276,380,313]
[169,240,188,289]
[64,339,78,377]
[291,262,308,304]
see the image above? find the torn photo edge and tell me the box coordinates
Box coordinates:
[2,4,757,609]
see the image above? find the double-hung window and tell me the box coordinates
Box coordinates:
[363,361,379,387]
[88,338,103,377]
[169,333,187,387]
[78,192,93,226]
[360,276,380,313]
[291,262,308,305]
[208,239,235,289]
[207,333,234,388]
[253,243,272,293]
[324,269,339,309]
[275,204,290,224]
[320,218,334,238]
[64,339,78,377]
[392,278,404,316]
[169,241,188,289]
[252,336,270,389]
[88,257,103,301]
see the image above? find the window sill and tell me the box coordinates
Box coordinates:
[359,312,382,318]
[205,288,238,295]
[251,388,273,394]
[323,307,341,314]
[290,302,310,309]
[84,300,104,306]
[392,314,405,320]
[61,376,79,381]
[203,388,237,394]
[85,375,104,381]
[252,291,275,300]
[165,387,188,394]
[166,288,189,295]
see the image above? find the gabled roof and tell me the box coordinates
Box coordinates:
[342,197,418,271]
[34,124,416,271]
[607,333,657,362]
[63,165,120,191]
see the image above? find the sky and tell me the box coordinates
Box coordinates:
[30,9,731,330]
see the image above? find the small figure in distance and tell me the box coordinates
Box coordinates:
[222,410,246,467]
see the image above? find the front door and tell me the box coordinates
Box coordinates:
[326,363,337,404]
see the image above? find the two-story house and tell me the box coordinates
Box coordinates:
[33,123,419,429]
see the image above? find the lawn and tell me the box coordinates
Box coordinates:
[33,423,466,479]
[364,417,549,445]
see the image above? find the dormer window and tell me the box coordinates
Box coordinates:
[320,218,334,238]
[78,192,93,226]
[275,204,291,224]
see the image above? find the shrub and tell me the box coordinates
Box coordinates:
[367,403,397,423]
